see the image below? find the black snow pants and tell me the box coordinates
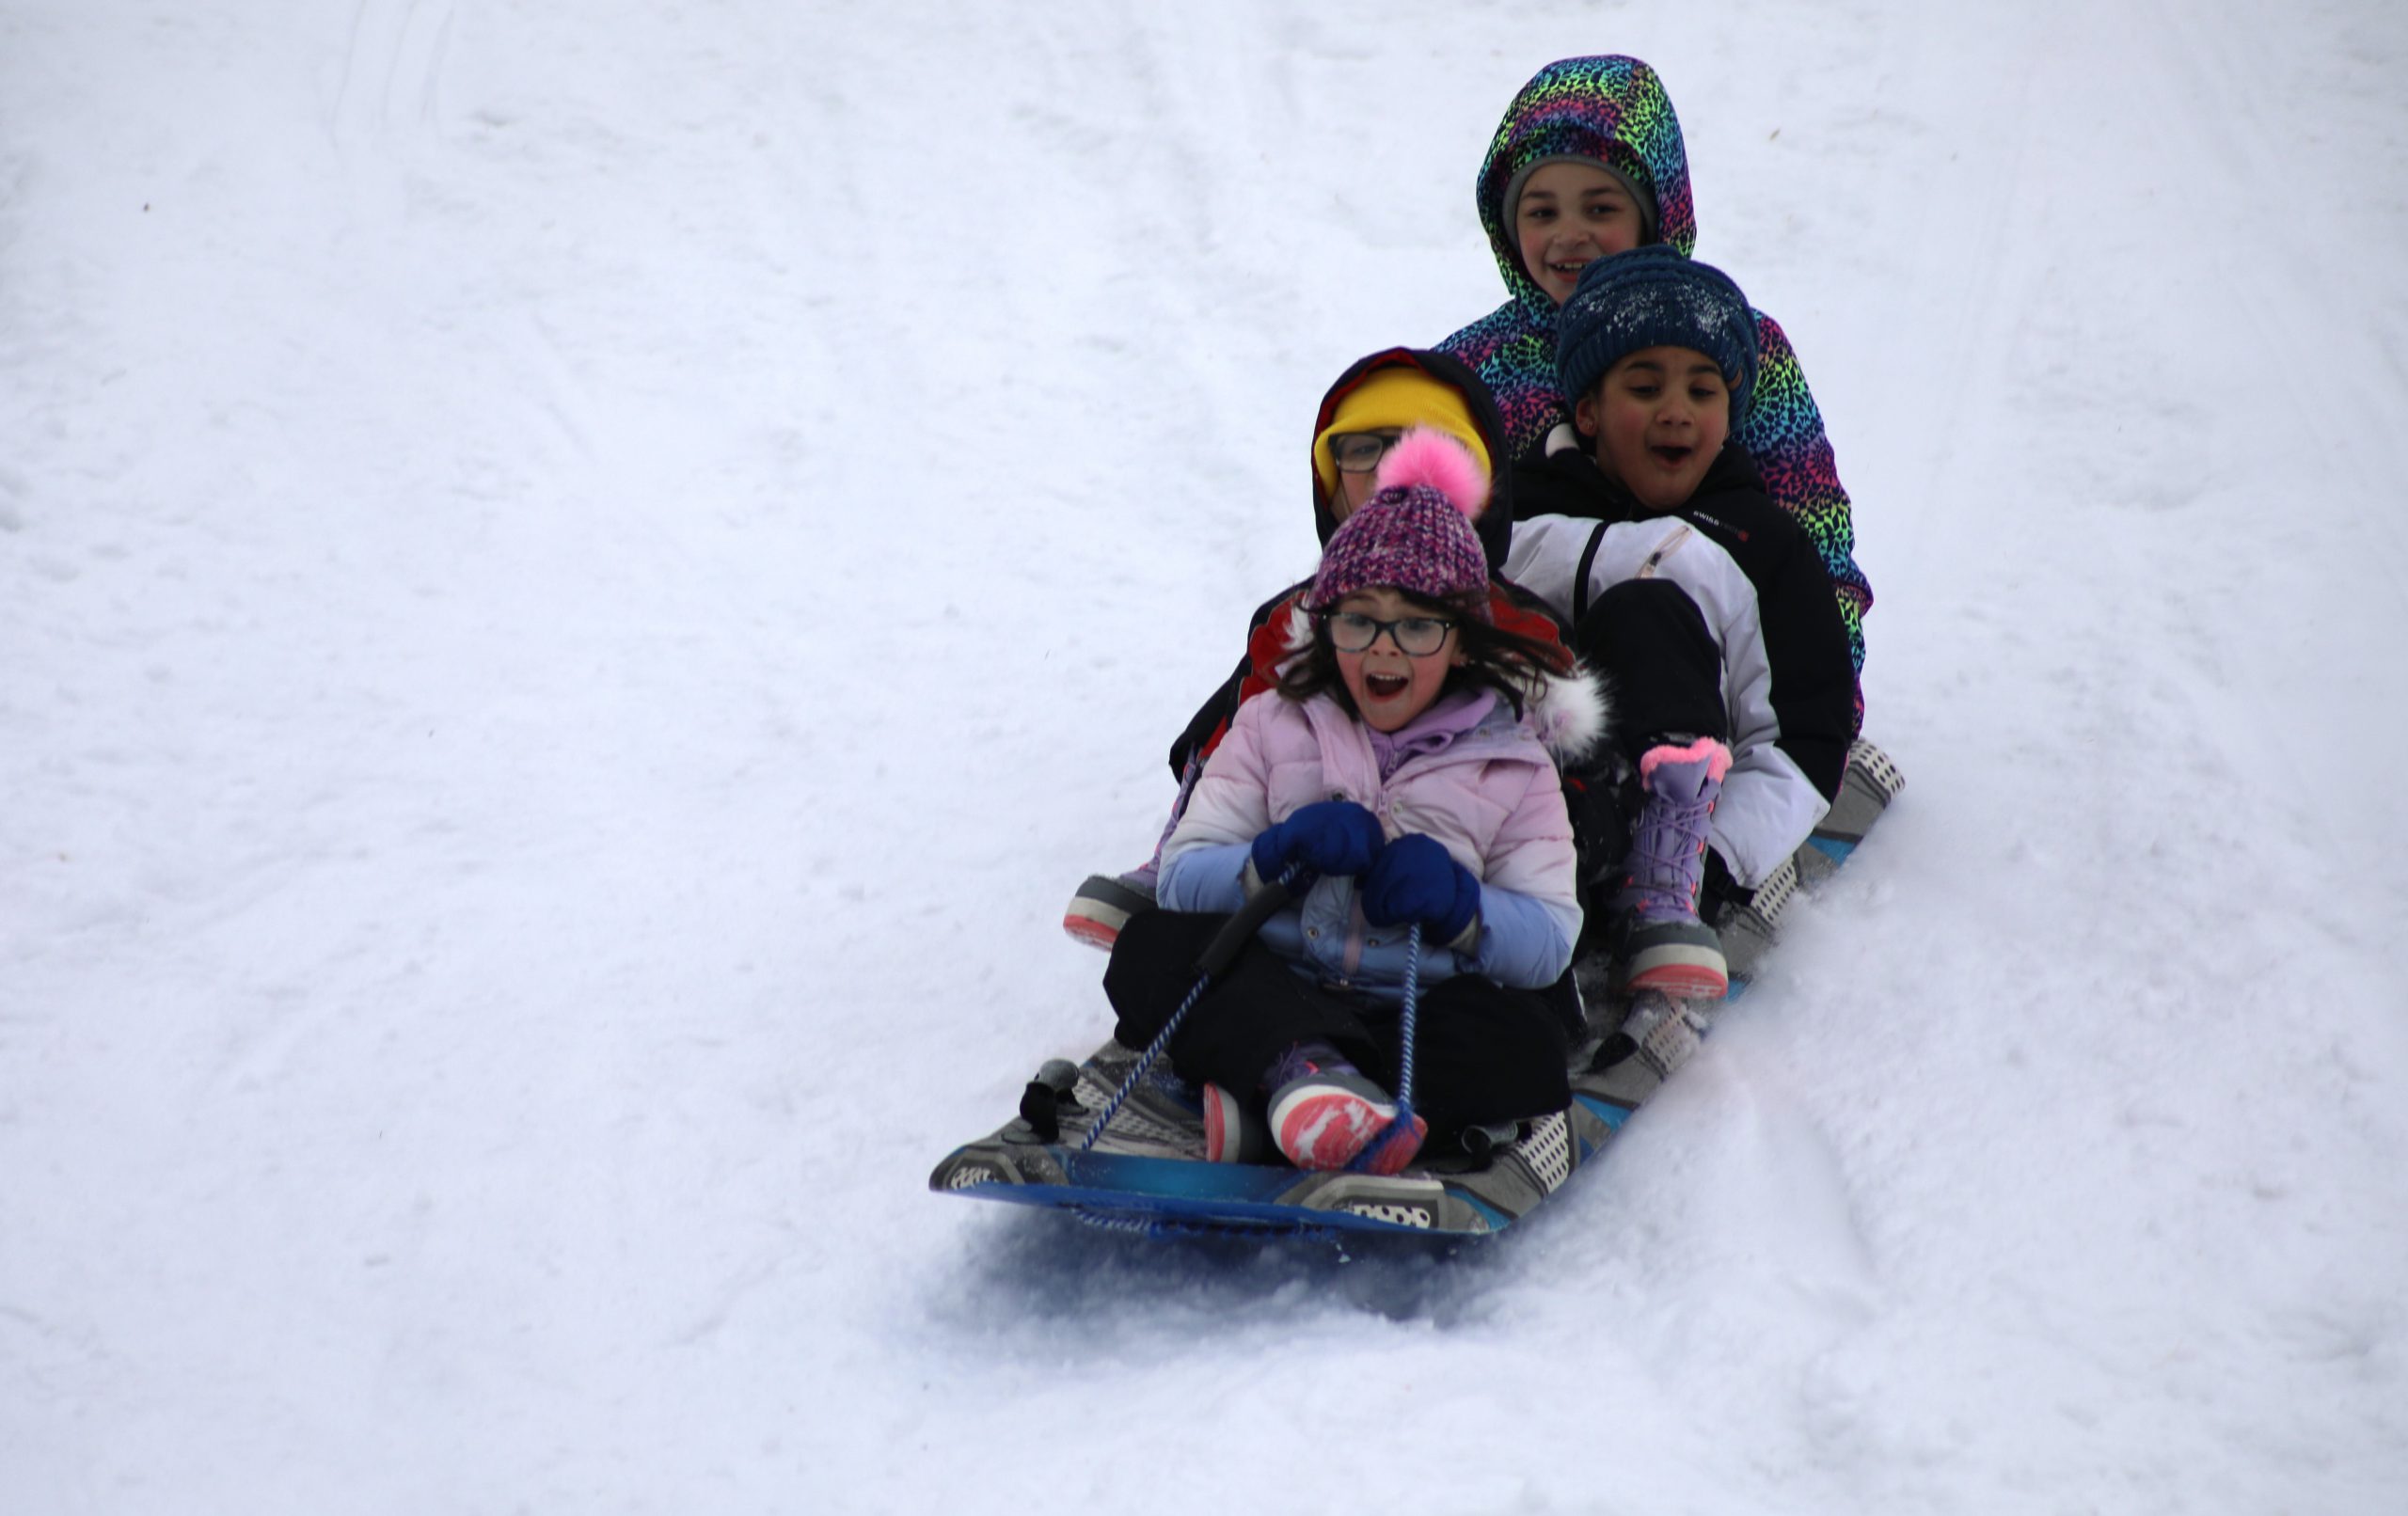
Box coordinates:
[1102,908,1572,1134]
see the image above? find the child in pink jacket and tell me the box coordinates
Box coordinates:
[1102,431,1608,1176]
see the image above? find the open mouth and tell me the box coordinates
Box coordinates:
[1547,258,1592,283]
[1648,443,1695,468]
[1363,671,1411,700]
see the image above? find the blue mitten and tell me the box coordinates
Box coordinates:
[1360,833,1481,941]
[1250,799,1385,882]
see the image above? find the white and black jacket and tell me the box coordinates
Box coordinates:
[1504,444,1857,889]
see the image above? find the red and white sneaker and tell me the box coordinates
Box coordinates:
[1199,1083,1275,1164]
[1266,1058,1425,1175]
[1060,868,1157,951]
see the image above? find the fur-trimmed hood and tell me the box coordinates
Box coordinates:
[1524,655,1611,766]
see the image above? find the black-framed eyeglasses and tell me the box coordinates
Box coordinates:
[1319,610,1458,656]
[1328,430,1405,474]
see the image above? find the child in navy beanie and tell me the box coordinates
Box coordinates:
[1502,245,1861,1007]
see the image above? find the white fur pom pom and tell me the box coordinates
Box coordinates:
[1371,427,1490,517]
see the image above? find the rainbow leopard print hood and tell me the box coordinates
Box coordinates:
[1446,56,1701,461]
[1473,55,1697,312]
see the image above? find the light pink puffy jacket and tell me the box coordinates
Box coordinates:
[1159,673,1604,1000]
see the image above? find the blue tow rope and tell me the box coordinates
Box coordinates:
[1078,862,1309,1153]
[1077,968,1212,1152]
[1345,920,1420,1173]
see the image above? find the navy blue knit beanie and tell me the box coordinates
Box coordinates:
[1555,245,1759,420]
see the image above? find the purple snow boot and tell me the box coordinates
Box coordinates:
[1611,735,1734,1000]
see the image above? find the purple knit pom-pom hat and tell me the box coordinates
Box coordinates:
[1306,429,1494,621]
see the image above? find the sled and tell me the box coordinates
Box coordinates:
[930,739,1905,1240]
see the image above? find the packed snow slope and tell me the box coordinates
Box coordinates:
[6,1,2405,1512]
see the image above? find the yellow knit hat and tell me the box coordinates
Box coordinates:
[1311,366,1492,497]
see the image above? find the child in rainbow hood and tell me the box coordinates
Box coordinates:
[1437,54,1874,718]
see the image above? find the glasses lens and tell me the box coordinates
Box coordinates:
[1327,612,1378,651]
[1324,613,1453,655]
[1331,432,1399,472]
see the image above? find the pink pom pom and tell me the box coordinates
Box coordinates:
[1371,428,1490,517]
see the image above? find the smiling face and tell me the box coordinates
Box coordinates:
[1514,160,1647,306]
[1576,345,1732,513]
[1331,587,1465,733]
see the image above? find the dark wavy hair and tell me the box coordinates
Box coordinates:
[1275,585,1568,721]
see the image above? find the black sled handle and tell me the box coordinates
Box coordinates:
[1189,872,1302,983]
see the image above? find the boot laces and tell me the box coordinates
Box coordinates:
[1623,792,1715,909]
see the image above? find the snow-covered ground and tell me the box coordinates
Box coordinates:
[7,1,2405,1510]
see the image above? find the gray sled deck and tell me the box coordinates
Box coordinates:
[927,1019,1674,1240]
[934,737,1905,1240]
